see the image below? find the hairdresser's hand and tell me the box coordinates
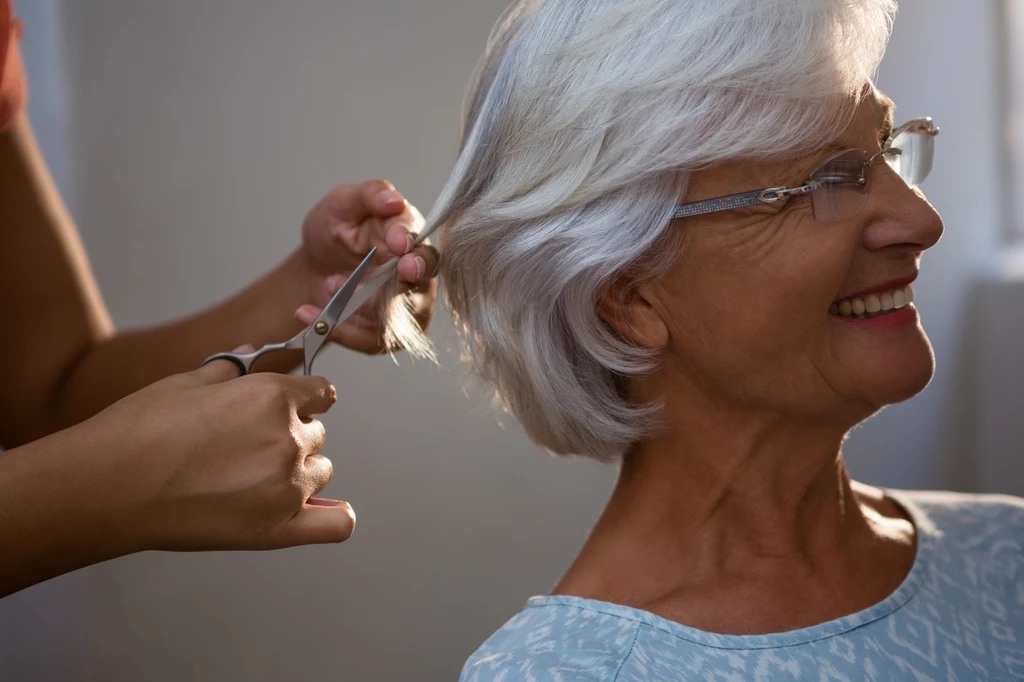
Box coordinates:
[295,180,439,354]
[73,356,355,552]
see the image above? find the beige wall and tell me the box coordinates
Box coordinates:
[2,1,1014,680]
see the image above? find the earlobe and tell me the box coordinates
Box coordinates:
[597,278,670,350]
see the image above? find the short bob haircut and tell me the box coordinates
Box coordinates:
[376,0,898,460]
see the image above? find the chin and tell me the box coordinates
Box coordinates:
[870,350,936,405]
[834,319,937,407]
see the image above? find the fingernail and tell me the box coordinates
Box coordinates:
[379,190,403,207]
[415,256,427,280]
[295,305,320,324]
[326,275,344,293]
[308,498,344,507]
[404,233,415,254]
[232,344,255,353]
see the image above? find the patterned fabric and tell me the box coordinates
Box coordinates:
[461,491,1024,681]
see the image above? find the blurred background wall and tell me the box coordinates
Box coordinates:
[2,1,1021,680]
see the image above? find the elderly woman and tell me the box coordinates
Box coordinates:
[381,0,1024,678]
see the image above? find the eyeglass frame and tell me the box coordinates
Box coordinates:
[671,117,940,222]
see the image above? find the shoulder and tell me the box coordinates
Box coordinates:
[890,488,1024,553]
[459,598,643,682]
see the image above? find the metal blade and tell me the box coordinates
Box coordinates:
[301,247,378,373]
[330,262,393,328]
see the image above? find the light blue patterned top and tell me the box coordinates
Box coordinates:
[461,491,1024,681]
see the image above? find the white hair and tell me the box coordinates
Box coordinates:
[371,0,897,459]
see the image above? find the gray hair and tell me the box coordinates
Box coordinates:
[373,0,897,459]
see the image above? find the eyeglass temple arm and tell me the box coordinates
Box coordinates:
[672,184,820,220]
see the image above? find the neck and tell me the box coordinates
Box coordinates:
[553,404,916,633]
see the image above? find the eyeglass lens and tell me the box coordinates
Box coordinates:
[809,129,935,222]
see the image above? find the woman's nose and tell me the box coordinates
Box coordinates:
[861,164,944,252]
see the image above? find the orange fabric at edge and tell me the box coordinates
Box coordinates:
[0,0,27,132]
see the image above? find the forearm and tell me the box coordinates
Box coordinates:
[0,422,140,597]
[0,115,308,445]
[47,251,310,433]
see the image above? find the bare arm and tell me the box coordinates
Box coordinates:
[0,115,437,446]
[0,360,356,598]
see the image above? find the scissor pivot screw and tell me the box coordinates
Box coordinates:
[314,321,330,335]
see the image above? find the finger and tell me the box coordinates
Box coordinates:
[385,221,415,257]
[328,179,405,222]
[280,501,356,546]
[297,296,387,352]
[189,344,252,384]
[298,421,328,459]
[279,374,338,416]
[382,207,425,251]
[298,303,374,330]
[297,302,380,334]
[328,323,388,355]
[397,244,440,285]
[300,452,334,498]
[367,182,407,217]
[295,304,321,328]
[413,244,440,279]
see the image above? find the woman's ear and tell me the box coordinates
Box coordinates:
[596,276,669,350]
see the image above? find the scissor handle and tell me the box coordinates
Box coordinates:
[199,338,301,376]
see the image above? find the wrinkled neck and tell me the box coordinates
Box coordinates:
[553,401,889,611]
[611,422,861,564]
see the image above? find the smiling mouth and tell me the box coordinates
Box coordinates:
[830,284,914,319]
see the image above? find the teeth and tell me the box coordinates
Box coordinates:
[831,284,914,319]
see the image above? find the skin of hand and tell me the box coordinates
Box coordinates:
[0,355,355,597]
[294,179,439,355]
[0,116,439,445]
[0,8,436,597]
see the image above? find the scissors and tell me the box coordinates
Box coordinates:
[201,247,385,375]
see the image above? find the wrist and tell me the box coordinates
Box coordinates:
[47,417,154,555]
[0,421,146,594]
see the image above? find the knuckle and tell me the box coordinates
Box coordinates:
[323,380,338,406]
[306,421,327,454]
[252,376,291,411]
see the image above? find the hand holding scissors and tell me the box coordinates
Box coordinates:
[202,247,384,376]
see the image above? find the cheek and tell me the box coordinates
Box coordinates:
[666,224,855,372]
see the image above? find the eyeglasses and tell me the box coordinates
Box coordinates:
[673,117,939,223]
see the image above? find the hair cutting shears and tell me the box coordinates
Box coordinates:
[200,248,385,375]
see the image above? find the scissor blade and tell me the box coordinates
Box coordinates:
[320,247,378,328]
[331,263,392,328]
[301,248,378,372]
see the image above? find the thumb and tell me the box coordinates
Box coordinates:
[279,501,357,547]
[326,179,405,222]
[190,344,253,384]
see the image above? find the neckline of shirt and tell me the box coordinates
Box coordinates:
[524,489,934,651]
